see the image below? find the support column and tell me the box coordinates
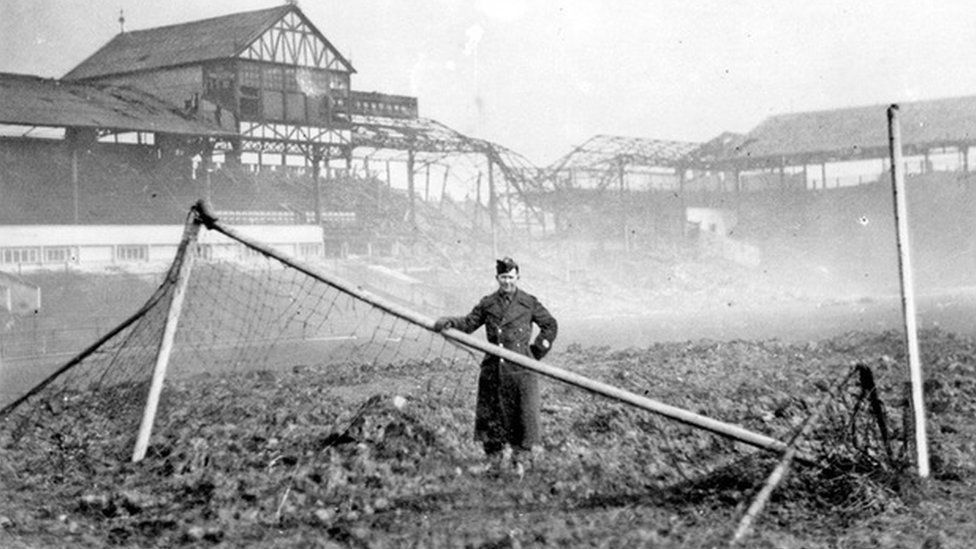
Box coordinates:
[407,147,416,229]
[677,164,686,236]
[733,168,742,215]
[618,159,628,243]
[821,163,828,190]
[323,148,332,217]
[311,149,323,225]
[382,159,391,212]
[504,174,513,225]
[474,172,483,228]
[71,149,80,223]
[202,150,213,206]
[487,155,498,258]
[65,127,97,223]
[440,167,450,206]
[225,138,242,168]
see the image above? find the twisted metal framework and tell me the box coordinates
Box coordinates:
[547,134,700,188]
[348,114,551,234]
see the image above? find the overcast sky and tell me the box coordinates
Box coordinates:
[2,0,975,165]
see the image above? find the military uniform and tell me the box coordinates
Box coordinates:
[443,288,558,453]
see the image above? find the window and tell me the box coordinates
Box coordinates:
[286,92,306,122]
[284,67,298,92]
[195,244,213,261]
[328,72,349,91]
[1,247,39,264]
[43,247,76,263]
[300,243,322,258]
[311,71,328,94]
[263,90,284,120]
[240,63,261,87]
[263,66,283,90]
[241,245,263,261]
[240,86,260,118]
[117,245,148,262]
[307,93,323,122]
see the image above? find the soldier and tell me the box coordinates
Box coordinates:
[434,257,558,470]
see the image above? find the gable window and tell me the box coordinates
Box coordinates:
[237,61,344,123]
[286,92,306,122]
[328,72,349,91]
[263,66,283,90]
[240,86,259,118]
[310,72,328,94]
[307,93,324,122]
[263,90,284,120]
[241,64,261,86]
[284,67,298,91]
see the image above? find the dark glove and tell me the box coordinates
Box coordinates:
[530,339,550,360]
[433,317,454,332]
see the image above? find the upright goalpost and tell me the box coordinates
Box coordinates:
[887,104,930,478]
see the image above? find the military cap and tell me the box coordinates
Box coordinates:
[496,257,519,274]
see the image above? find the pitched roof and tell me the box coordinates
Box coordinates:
[734,95,976,163]
[63,5,354,80]
[682,132,747,166]
[0,72,235,136]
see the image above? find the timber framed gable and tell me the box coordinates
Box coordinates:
[239,9,354,74]
[224,8,355,158]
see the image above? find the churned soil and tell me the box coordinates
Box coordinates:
[2,328,975,548]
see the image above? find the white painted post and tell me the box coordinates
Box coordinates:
[132,216,201,462]
[887,104,929,478]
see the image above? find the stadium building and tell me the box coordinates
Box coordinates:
[0,4,545,274]
[3,3,976,373]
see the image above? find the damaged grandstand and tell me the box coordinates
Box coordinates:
[3,3,976,358]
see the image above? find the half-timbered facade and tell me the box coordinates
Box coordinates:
[63,5,390,162]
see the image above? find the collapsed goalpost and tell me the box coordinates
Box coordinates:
[1,201,799,463]
[0,200,914,541]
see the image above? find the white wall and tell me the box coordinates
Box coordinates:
[0,224,324,273]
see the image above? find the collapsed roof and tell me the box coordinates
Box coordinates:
[0,72,234,137]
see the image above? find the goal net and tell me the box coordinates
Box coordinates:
[0,202,914,543]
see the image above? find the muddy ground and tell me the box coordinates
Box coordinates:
[1,324,975,548]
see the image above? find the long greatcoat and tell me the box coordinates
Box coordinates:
[446,288,558,452]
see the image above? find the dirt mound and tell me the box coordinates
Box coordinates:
[2,330,976,547]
